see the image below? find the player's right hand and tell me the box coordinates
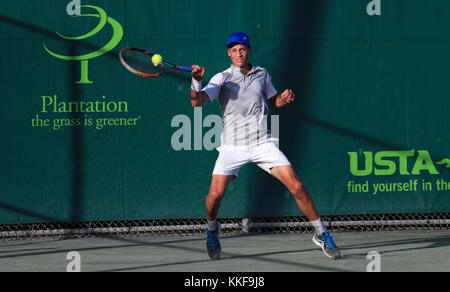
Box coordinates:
[191,65,205,81]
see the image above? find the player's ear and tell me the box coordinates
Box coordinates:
[227,48,231,57]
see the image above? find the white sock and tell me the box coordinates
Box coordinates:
[310,218,326,235]
[207,220,218,232]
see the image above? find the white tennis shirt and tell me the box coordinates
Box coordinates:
[203,64,278,147]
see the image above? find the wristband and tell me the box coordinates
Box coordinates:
[191,78,202,92]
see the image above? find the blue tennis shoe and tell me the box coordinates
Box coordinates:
[312,230,342,259]
[206,223,222,260]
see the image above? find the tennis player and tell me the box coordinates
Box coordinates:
[190,32,341,260]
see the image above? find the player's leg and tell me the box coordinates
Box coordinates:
[251,143,331,237]
[251,143,323,227]
[206,147,249,260]
[206,175,235,223]
[208,148,249,225]
[270,165,341,259]
[270,165,319,221]
[205,174,234,260]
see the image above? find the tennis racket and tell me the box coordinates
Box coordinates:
[119,47,194,78]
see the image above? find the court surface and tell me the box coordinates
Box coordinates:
[0,230,448,272]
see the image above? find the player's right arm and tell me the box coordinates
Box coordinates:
[190,65,210,107]
[190,90,210,107]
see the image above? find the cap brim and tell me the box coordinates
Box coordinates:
[226,42,250,48]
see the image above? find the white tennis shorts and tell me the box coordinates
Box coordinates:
[212,141,291,177]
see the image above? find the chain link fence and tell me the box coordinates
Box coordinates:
[1,213,449,240]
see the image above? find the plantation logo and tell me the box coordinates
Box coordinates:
[348,150,450,177]
[43,1,123,84]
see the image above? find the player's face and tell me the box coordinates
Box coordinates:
[227,44,251,68]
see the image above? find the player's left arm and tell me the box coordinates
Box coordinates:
[269,89,296,109]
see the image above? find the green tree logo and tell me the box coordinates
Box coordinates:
[43,4,123,84]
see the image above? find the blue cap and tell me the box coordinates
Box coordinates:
[226,32,251,48]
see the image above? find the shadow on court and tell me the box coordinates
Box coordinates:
[0,230,449,272]
[0,234,342,272]
[341,233,450,257]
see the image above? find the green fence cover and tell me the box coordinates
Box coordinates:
[0,0,449,224]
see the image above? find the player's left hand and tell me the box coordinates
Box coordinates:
[280,89,296,104]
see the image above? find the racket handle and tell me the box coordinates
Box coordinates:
[178,66,194,72]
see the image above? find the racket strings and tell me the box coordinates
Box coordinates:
[121,50,174,76]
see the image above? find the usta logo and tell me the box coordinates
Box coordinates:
[348,149,450,177]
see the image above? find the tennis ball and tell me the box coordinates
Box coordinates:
[151,54,163,66]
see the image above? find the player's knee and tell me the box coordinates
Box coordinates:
[208,189,225,203]
[290,181,305,197]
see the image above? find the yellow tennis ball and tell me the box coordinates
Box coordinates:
[151,54,163,66]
